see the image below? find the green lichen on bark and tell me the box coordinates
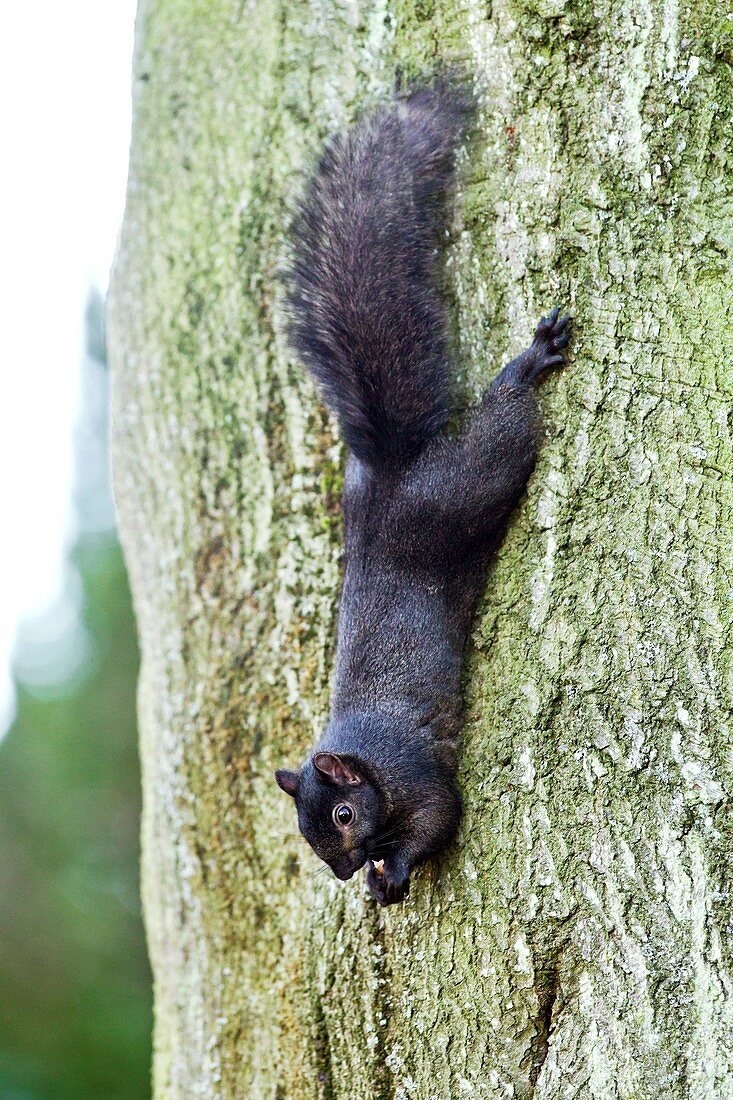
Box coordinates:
[109,0,733,1096]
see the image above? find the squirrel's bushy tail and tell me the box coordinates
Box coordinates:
[287,79,473,466]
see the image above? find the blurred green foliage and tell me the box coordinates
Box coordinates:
[0,293,152,1099]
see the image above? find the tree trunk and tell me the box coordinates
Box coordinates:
[109,0,733,1096]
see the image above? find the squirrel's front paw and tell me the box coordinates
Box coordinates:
[366,858,410,907]
[531,307,572,373]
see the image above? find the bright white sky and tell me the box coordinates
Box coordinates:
[0,2,138,730]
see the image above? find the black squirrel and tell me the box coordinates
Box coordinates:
[275,80,571,906]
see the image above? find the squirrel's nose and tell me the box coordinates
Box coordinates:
[333,863,354,881]
[330,847,367,880]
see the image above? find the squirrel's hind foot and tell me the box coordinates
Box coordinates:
[493,307,572,391]
[529,307,572,376]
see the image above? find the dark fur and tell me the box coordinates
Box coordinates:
[276,81,571,906]
[286,81,471,466]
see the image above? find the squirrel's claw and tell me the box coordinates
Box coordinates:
[366,859,410,906]
[530,308,573,377]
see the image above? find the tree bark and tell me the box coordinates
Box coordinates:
[109,0,733,1096]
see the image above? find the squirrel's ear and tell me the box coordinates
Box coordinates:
[312,752,362,786]
[275,769,299,797]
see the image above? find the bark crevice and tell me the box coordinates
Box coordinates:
[529,958,561,1091]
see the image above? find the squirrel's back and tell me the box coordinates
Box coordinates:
[287,80,473,467]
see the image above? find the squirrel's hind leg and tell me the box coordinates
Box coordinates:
[402,387,540,548]
[400,310,571,551]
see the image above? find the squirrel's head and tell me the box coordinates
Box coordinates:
[275,751,388,880]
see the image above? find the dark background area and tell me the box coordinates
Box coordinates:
[0,293,152,1099]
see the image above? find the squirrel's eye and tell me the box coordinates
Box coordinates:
[333,803,355,827]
